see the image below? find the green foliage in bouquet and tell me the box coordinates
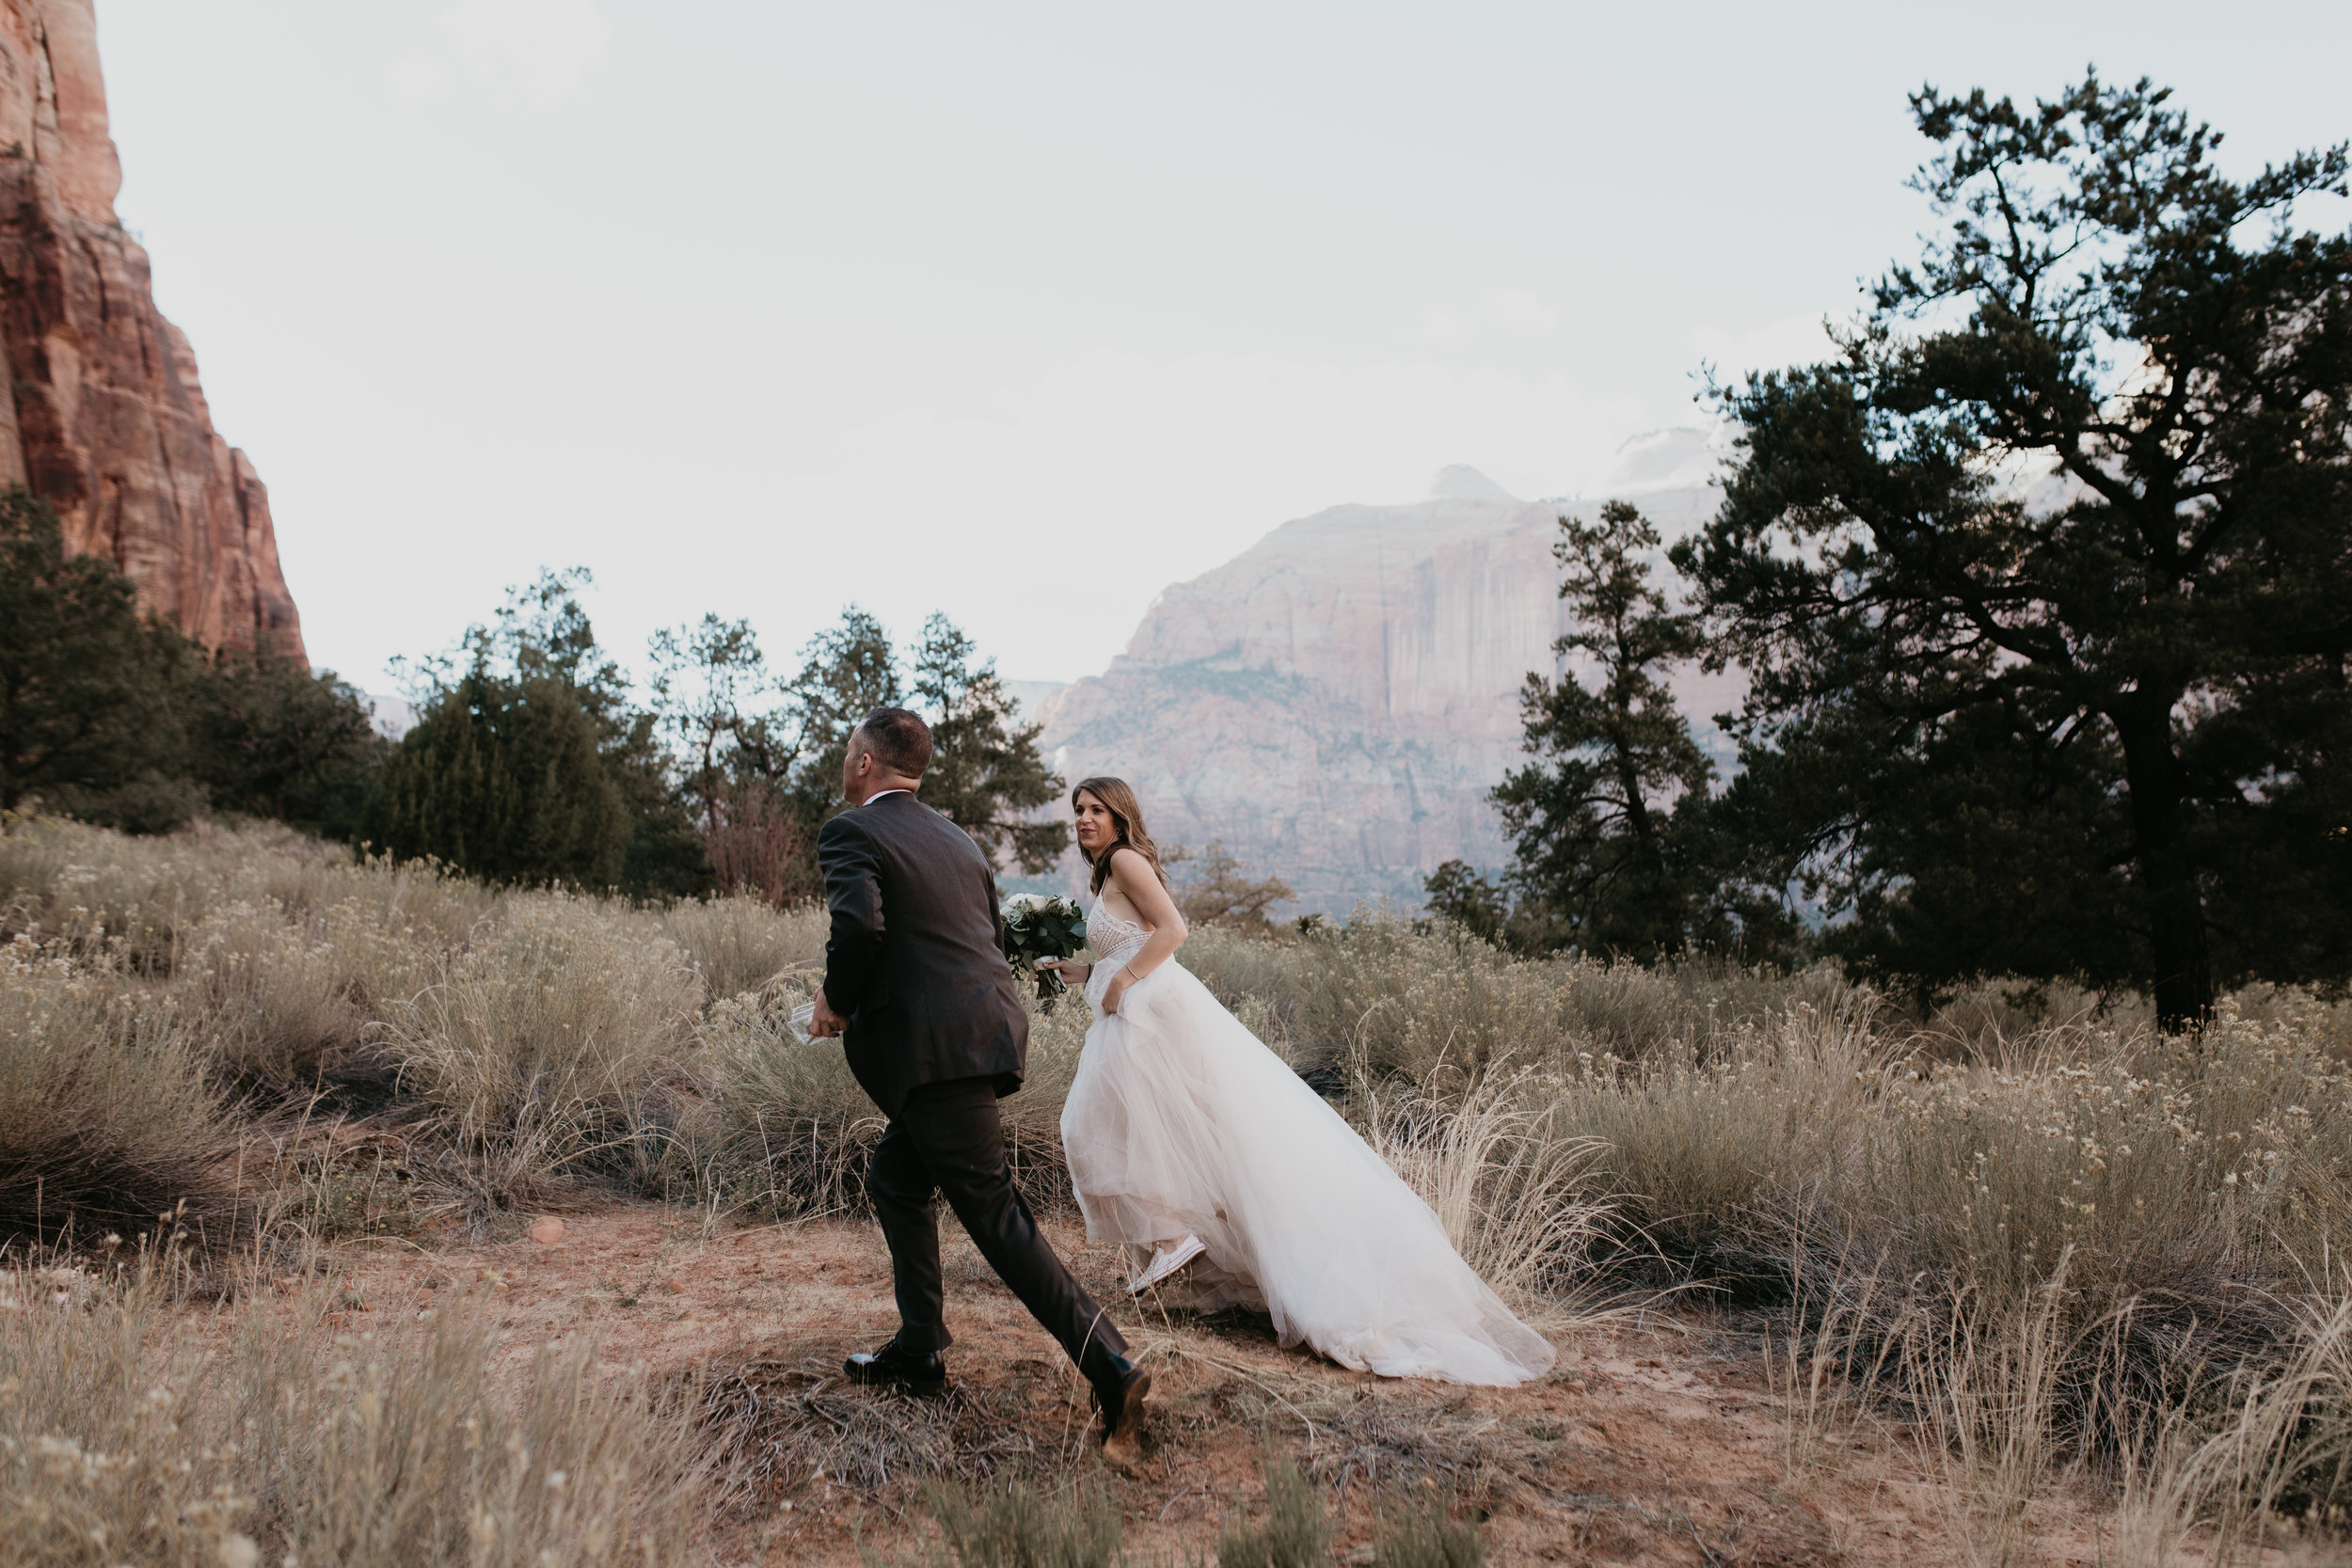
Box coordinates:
[1000,893,1089,1006]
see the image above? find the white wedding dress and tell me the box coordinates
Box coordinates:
[1058,903,1555,1386]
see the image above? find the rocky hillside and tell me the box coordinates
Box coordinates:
[0,0,303,657]
[1036,430,1740,912]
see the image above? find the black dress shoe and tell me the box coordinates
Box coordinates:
[843,1338,948,1391]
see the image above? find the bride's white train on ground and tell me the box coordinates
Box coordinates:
[1060,901,1556,1387]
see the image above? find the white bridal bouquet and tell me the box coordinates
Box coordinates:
[1000,893,1089,1007]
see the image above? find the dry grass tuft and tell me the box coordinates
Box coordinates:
[1373,1488,1488,1568]
[1901,1263,2078,1567]
[0,1256,712,1566]
[1302,1398,1548,1514]
[1216,1434,1334,1568]
[2101,1288,2352,1566]
[687,983,888,1219]
[0,940,234,1248]
[1359,1061,1610,1306]
[372,894,702,1208]
[686,980,1087,1222]
[171,895,434,1102]
[692,1354,1082,1503]
[657,894,827,1004]
[915,1475,1123,1567]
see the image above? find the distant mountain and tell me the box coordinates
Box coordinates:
[1002,679,1071,724]
[1033,428,1744,913]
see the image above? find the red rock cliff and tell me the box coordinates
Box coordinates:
[0,0,304,660]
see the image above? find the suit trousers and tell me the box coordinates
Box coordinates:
[868,1076,1130,1386]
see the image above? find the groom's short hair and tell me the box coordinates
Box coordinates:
[855,706,932,778]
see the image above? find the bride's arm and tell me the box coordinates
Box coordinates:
[1101,848,1187,1014]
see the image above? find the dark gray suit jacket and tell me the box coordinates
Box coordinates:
[818,790,1028,1117]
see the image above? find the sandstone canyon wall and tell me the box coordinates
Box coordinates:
[0,0,303,658]
[1035,430,1740,913]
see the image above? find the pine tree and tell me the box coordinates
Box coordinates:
[1677,72,2352,1024]
[0,490,178,816]
[1421,859,1510,947]
[186,649,381,836]
[783,607,902,834]
[647,613,787,837]
[368,666,630,886]
[645,612,814,902]
[367,571,696,892]
[1493,501,1720,958]
[912,613,1069,873]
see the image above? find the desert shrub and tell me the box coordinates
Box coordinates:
[1216,1436,1332,1568]
[1359,1063,1609,1303]
[373,893,700,1204]
[0,940,231,1247]
[176,898,363,1094]
[173,895,439,1100]
[689,985,883,1217]
[658,893,826,1002]
[1826,1004,2352,1431]
[0,816,496,977]
[1534,990,2352,1468]
[312,847,501,958]
[1375,1489,1486,1568]
[918,1475,1121,1567]
[1906,974,2139,1060]
[1545,998,1886,1272]
[1557,952,1861,1063]
[2110,1291,2352,1557]
[1184,914,1864,1081]
[1184,919,1576,1079]
[0,1261,709,1566]
[0,814,247,962]
[689,984,1085,1218]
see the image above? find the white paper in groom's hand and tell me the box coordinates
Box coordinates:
[787,999,817,1043]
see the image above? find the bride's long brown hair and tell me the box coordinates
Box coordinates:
[1072,776,1170,895]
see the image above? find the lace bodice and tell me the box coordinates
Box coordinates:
[1086,900,1150,964]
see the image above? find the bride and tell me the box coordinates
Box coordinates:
[1038,777,1555,1387]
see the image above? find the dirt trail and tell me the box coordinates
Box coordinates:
[297,1202,2121,1565]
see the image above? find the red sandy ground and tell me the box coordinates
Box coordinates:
[297,1203,2293,1566]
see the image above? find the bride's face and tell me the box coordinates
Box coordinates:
[1072,790,1118,857]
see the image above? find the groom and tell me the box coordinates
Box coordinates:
[808,706,1152,1465]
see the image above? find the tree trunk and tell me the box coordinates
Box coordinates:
[2114,699,2212,1031]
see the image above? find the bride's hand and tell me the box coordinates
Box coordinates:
[1035,958,1090,984]
[1101,971,1131,1015]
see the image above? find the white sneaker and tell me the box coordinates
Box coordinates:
[1129,1234,1205,1296]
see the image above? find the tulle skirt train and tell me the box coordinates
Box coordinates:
[1059,953,1554,1386]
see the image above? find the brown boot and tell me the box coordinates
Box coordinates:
[1097,1363,1152,1474]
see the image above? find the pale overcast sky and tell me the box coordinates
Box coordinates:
[95,0,2351,689]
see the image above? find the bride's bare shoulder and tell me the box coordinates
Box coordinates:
[1105,846,1168,891]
